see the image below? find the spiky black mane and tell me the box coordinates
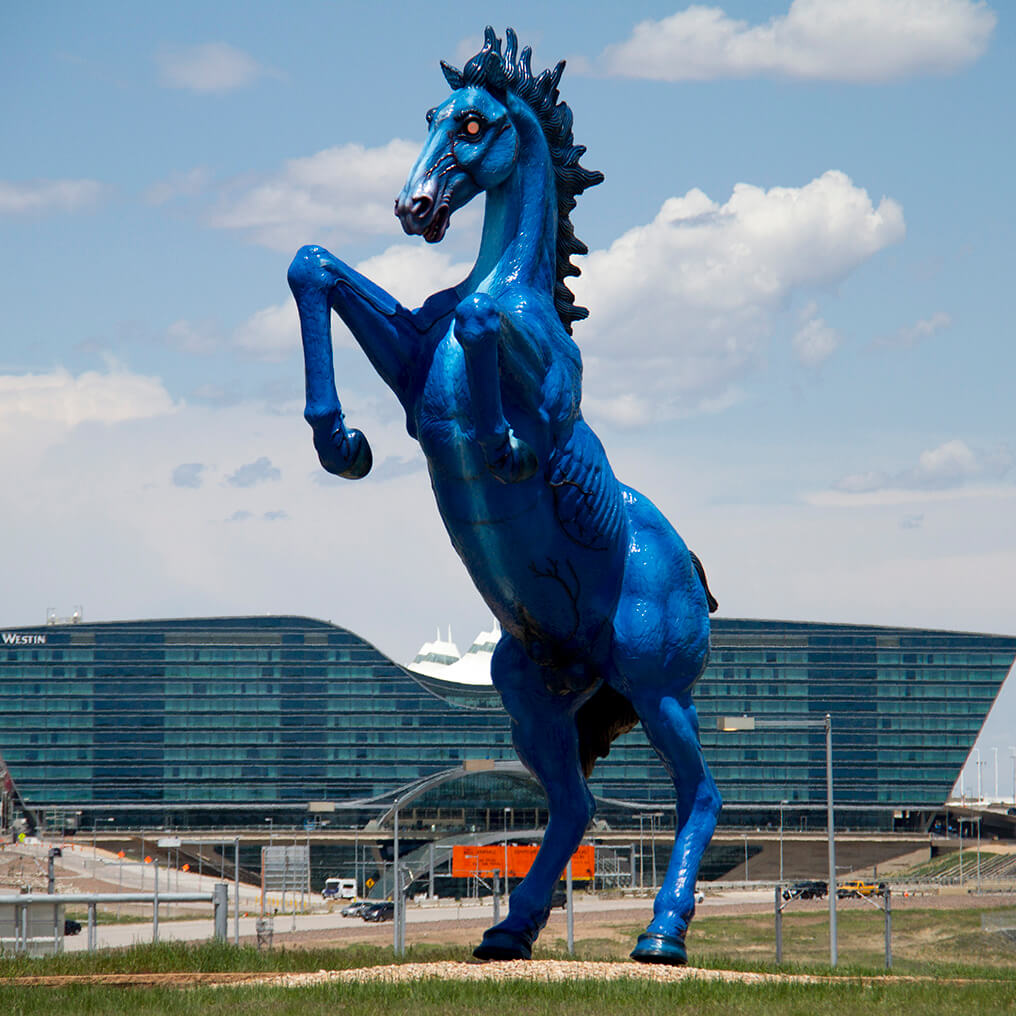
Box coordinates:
[442,27,603,334]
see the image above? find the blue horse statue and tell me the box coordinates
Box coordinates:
[289,27,720,965]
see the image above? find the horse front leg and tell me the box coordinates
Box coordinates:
[288,245,376,478]
[474,635,595,961]
[455,293,538,484]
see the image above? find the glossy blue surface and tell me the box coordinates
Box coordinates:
[290,27,720,965]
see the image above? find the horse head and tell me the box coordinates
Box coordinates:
[394,28,603,334]
[395,85,520,244]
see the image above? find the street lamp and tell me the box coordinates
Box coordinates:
[637,813,645,891]
[779,800,788,883]
[719,713,838,967]
[645,812,663,891]
[503,807,511,903]
[393,797,400,955]
[265,817,274,846]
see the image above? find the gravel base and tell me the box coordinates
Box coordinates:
[276,960,824,986]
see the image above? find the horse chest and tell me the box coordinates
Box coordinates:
[416,339,472,449]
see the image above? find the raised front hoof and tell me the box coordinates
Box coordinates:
[630,932,687,966]
[315,428,372,479]
[473,931,532,962]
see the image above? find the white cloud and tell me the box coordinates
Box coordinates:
[821,438,1014,500]
[792,304,841,367]
[156,43,276,93]
[0,179,104,216]
[0,364,176,431]
[572,170,904,420]
[873,310,952,349]
[0,373,480,664]
[210,140,421,250]
[600,0,996,82]
[233,303,301,361]
[351,244,470,309]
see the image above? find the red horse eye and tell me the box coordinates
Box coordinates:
[466,120,481,136]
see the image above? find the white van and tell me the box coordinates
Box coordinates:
[322,877,357,900]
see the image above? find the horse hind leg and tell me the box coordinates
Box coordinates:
[628,690,720,964]
[474,634,596,961]
[607,490,720,964]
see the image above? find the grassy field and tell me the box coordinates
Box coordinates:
[3,903,1015,1016]
[5,976,1015,1016]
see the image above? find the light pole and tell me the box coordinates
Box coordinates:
[779,800,788,883]
[993,747,999,802]
[393,796,405,956]
[976,815,982,892]
[719,713,838,967]
[503,807,511,904]
[638,808,646,890]
[649,812,662,891]
[1011,748,1016,808]
[266,817,273,846]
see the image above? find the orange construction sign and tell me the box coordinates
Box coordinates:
[452,843,594,880]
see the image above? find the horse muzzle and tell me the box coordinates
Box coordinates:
[395,185,451,244]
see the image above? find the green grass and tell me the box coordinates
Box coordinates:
[0,939,468,978]
[902,849,1002,879]
[666,902,1016,977]
[4,976,1016,1016]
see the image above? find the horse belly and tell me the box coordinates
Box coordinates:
[440,482,624,673]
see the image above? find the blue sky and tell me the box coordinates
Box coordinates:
[2,1,1013,798]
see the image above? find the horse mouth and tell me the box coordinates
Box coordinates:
[422,204,450,244]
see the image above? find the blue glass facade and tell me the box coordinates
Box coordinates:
[1,615,1012,831]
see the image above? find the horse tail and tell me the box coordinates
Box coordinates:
[690,550,719,613]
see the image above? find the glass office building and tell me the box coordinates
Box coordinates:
[1,615,1013,832]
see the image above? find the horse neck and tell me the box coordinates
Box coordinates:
[466,110,557,297]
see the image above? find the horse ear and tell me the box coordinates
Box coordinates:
[441,61,464,89]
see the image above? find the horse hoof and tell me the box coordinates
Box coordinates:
[338,428,373,479]
[473,931,532,962]
[316,427,373,479]
[630,932,687,966]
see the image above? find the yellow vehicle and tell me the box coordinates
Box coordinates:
[836,879,883,899]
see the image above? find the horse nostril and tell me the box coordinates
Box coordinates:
[411,195,433,219]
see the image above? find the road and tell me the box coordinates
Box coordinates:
[61,889,774,952]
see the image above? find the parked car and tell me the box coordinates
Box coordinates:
[340,900,373,918]
[837,879,884,899]
[782,880,828,901]
[63,919,82,936]
[361,901,395,922]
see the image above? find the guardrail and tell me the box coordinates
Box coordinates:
[0,885,229,955]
